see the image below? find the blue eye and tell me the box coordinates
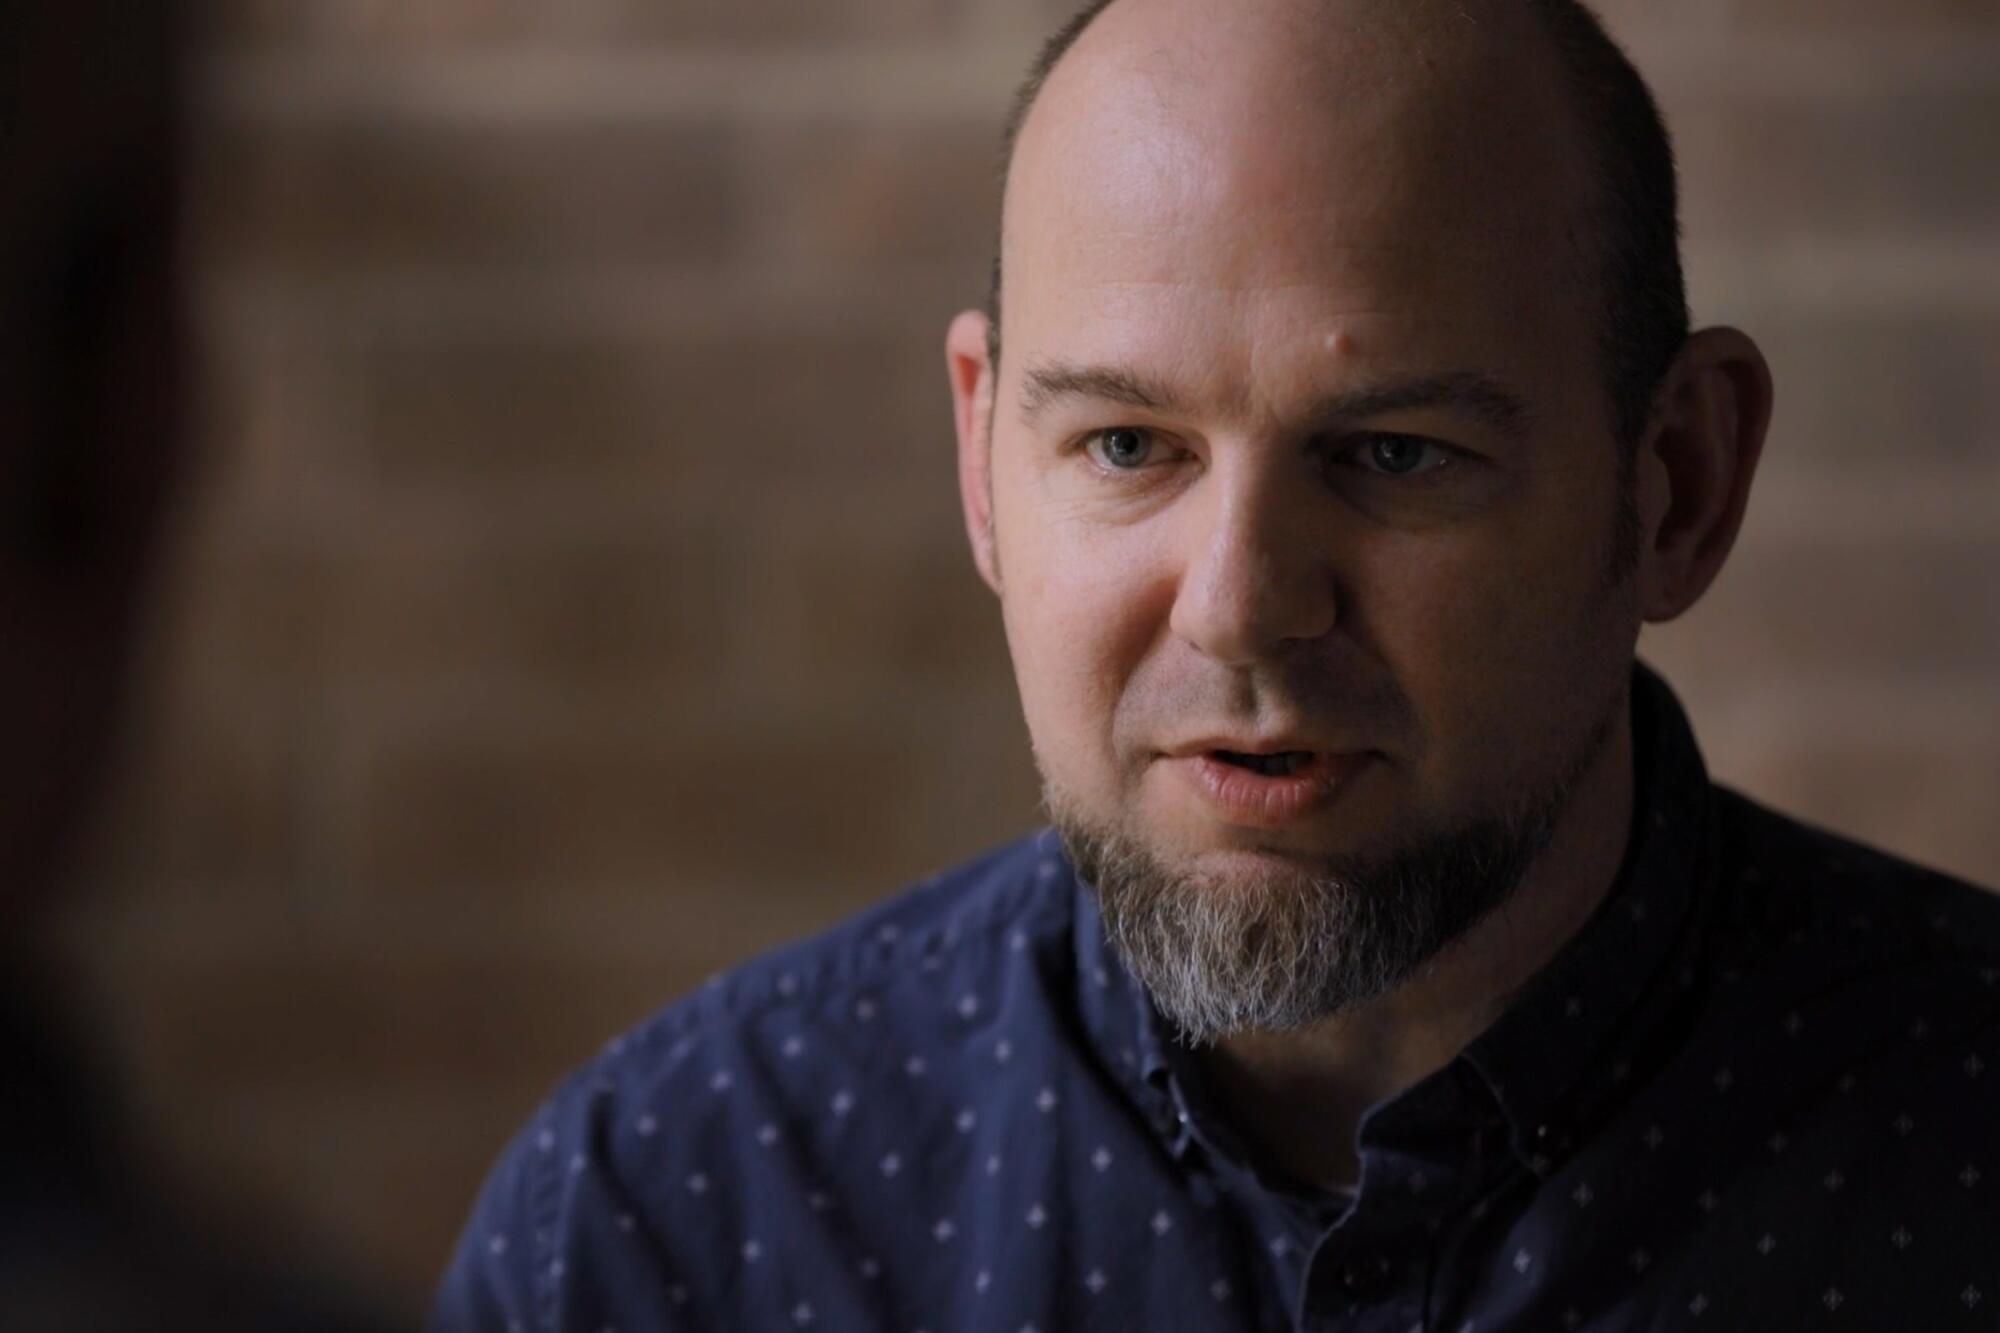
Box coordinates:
[1085,427,1158,470]
[1350,434,1448,476]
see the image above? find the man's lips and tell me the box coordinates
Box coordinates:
[1161,747,1376,829]
[1162,734,1352,760]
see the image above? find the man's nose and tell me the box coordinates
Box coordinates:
[1167,465,1339,667]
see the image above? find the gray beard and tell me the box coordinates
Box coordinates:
[1052,695,1622,1046]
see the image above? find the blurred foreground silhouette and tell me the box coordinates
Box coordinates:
[2,0,390,1326]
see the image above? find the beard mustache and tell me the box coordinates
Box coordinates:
[1050,689,1624,1047]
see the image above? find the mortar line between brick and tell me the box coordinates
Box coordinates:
[199,36,2000,124]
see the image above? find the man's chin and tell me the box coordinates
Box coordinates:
[1048,784,1402,891]
[1049,774,1576,1044]
[1148,839,1368,896]
[1125,803,1419,884]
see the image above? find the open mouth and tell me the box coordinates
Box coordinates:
[1178,747,1364,826]
[1212,749,1316,777]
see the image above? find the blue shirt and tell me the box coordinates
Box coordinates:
[432,664,2000,1332]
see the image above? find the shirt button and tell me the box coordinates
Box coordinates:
[1338,1252,1393,1299]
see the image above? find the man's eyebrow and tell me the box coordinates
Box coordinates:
[1017,361,1535,438]
[1311,370,1537,440]
[1019,362,1187,426]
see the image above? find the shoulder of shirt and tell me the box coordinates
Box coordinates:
[536,826,1073,1112]
[437,830,1080,1312]
[1711,781,2000,974]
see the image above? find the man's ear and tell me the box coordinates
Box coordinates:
[1633,326,1774,624]
[945,308,1002,595]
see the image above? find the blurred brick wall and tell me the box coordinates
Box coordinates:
[40,0,2000,1315]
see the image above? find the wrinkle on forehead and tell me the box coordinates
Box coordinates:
[1065,227,1575,292]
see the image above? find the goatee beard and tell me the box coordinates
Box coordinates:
[1051,699,1621,1047]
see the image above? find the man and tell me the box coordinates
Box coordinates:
[434,1,2000,1329]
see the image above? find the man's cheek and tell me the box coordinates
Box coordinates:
[1364,558,1513,669]
[1372,572,1544,750]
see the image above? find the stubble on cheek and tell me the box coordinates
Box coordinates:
[1016,576,1173,810]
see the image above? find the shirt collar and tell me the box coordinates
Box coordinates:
[1456,659,1714,1177]
[1067,658,1716,1184]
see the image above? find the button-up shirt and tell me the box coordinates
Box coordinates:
[432,663,2000,1331]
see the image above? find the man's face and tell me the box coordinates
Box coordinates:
[962,0,1647,1037]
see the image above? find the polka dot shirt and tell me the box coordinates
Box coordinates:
[431,665,2000,1331]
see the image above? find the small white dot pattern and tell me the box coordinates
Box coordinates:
[433,670,2000,1332]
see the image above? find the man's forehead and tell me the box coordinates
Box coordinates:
[1009,285,1566,435]
[997,0,1594,389]
[1006,224,1586,409]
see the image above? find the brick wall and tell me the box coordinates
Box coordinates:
[42,0,2000,1314]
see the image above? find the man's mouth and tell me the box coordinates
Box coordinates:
[1211,749,1317,777]
[1167,747,1371,828]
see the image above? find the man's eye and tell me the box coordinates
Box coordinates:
[1083,426,1159,471]
[1343,433,1451,477]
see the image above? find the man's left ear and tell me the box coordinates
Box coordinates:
[1633,326,1774,623]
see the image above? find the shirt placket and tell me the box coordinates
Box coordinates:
[1292,1063,1509,1333]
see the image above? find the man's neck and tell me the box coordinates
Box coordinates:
[1194,711,1638,1194]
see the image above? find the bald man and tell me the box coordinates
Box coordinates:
[433,2,2000,1329]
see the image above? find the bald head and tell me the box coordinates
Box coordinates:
[986,0,1686,450]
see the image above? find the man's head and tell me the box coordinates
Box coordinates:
[986,0,1693,465]
[944,0,1770,1042]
